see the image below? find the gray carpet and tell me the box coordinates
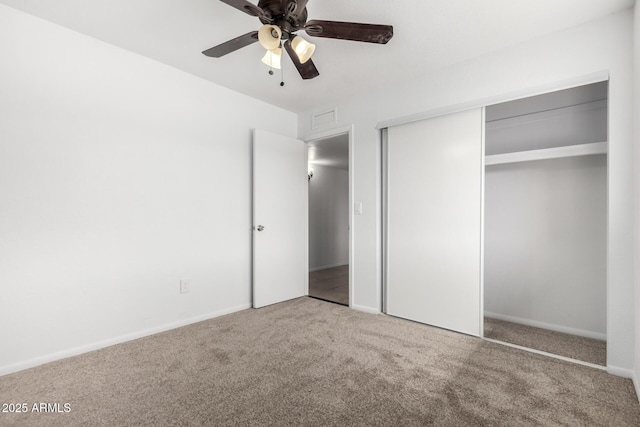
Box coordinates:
[484,317,607,366]
[1,297,638,426]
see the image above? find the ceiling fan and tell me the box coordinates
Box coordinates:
[202,0,394,80]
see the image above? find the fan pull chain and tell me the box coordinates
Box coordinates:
[267,54,274,75]
[279,41,285,87]
[267,45,276,76]
[280,59,285,87]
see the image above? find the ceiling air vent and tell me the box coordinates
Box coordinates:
[311,108,337,130]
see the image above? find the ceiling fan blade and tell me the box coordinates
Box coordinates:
[304,20,393,44]
[202,31,259,57]
[219,0,269,19]
[284,40,319,80]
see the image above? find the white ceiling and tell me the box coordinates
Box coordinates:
[0,0,634,113]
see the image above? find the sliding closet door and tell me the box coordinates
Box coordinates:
[386,108,483,336]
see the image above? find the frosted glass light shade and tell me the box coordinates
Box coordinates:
[258,24,282,50]
[261,48,282,69]
[291,35,315,63]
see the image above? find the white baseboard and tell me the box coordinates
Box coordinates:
[485,311,606,341]
[633,370,640,403]
[0,303,251,377]
[607,365,635,379]
[309,263,348,272]
[351,304,380,315]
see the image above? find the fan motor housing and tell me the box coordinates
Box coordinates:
[258,0,308,34]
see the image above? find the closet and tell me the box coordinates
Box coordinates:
[383,81,608,365]
[483,82,608,365]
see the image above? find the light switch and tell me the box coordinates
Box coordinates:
[355,202,363,215]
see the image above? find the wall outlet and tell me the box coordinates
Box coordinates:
[180,279,190,294]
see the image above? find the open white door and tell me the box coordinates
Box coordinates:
[253,129,308,308]
[385,109,483,336]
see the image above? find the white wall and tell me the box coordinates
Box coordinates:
[0,5,296,374]
[484,155,607,339]
[298,9,635,372]
[486,100,608,155]
[308,164,349,270]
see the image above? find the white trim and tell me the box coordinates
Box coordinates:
[309,263,348,272]
[479,107,486,337]
[606,365,635,379]
[485,142,607,166]
[304,124,354,308]
[348,127,354,309]
[351,304,381,315]
[0,304,251,377]
[633,371,640,403]
[376,70,610,130]
[483,337,607,371]
[485,311,606,341]
[381,128,389,314]
[304,143,310,297]
[303,125,353,145]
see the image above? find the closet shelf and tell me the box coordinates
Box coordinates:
[485,142,607,166]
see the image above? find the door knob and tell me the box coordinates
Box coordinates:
[256,225,265,231]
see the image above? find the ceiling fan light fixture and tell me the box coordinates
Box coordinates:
[206,0,395,81]
[258,24,282,50]
[261,47,282,69]
[291,35,316,64]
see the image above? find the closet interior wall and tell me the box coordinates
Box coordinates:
[483,82,608,341]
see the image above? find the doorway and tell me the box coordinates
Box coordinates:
[307,133,350,306]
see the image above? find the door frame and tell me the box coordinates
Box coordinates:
[305,125,354,307]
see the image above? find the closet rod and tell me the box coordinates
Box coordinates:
[485,141,607,166]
